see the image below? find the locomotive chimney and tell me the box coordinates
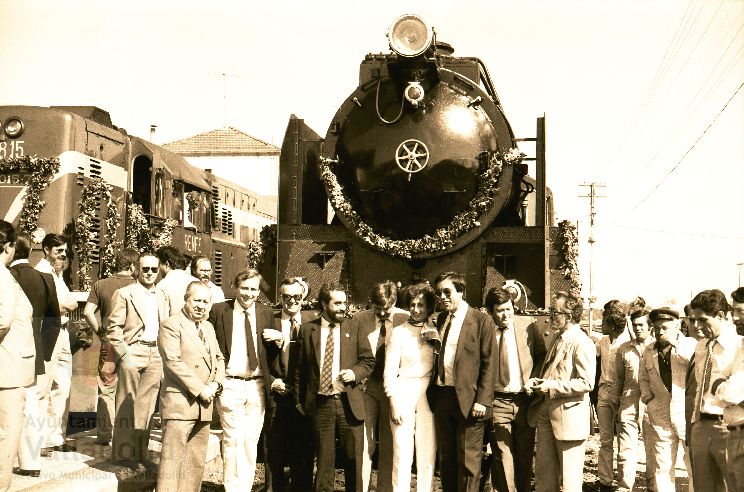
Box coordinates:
[149,124,157,142]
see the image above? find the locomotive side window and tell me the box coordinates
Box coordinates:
[132,155,152,215]
[172,181,184,222]
[154,172,165,217]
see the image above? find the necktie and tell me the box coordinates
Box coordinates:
[498,327,511,387]
[438,314,453,385]
[320,324,336,395]
[695,339,714,418]
[196,323,209,353]
[371,317,388,381]
[290,317,299,341]
[245,310,258,372]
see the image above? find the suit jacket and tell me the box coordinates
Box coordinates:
[292,317,376,420]
[0,265,35,388]
[349,307,409,381]
[429,306,496,418]
[494,316,539,391]
[267,310,318,385]
[158,310,225,421]
[208,300,275,406]
[10,262,61,374]
[106,282,171,359]
[639,334,696,436]
[528,323,596,441]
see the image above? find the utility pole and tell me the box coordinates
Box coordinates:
[579,182,606,332]
[738,262,743,287]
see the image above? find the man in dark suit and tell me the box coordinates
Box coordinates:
[349,281,408,492]
[8,233,61,477]
[293,283,375,492]
[429,272,495,492]
[156,281,225,492]
[264,277,315,492]
[482,287,538,492]
[208,269,275,492]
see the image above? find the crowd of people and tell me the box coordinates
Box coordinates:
[1,216,743,492]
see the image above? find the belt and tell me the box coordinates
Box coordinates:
[700,413,724,421]
[318,393,341,400]
[727,423,744,432]
[226,375,262,381]
[136,340,157,347]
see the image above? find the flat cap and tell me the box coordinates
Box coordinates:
[649,306,680,321]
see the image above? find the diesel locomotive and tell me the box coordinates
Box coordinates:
[278,14,573,310]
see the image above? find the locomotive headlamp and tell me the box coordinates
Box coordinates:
[387,14,432,57]
[4,117,24,138]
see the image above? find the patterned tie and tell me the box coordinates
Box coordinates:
[319,323,336,395]
[498,327,510,387]
[245,310,258,372]
[290,317,299,341]
[695,339,715,418]
[196,323,209,353]
[370,317,388,381]
[438,314,453,385]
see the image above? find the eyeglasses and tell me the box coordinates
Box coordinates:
[282,294,303,303]
[435,288,455,298]
[140,267,159,273]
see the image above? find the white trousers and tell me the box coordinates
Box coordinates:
[217,378,265,492]
[390,377,435,492]
[646,413,692,492]
[16,376,51,470]
[42,329,72,447]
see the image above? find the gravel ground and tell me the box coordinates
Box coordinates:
[200,433,690,491]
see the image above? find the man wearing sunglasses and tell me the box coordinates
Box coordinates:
[107,252,171,462]
[429,271,496,492]
[264,277,316,491]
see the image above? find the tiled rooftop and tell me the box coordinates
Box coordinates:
[164,126,280,156]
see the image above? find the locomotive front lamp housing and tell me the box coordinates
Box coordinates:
[4,117,24,138]
[387,14,432,57]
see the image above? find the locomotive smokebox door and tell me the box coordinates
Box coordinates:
[320,15,517,258]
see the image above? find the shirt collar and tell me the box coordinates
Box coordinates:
[451,300,469,320]
[138,282,157,294]
[281,311,301,324]
[321,316,339,329]
[10,259,29,267]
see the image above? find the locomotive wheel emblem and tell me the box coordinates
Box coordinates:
[395,139,429,179]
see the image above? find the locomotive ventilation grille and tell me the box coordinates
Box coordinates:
[213,250,223,286]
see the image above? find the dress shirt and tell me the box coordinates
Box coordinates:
[438,301,469,387]
[35,257,74,324]
[280,312,302,369]
[598,330,630,387]
[157,269,199,314]
[694,327,742,417]
[495,322,524,393]
[383,321,436,397]
[207,281,226,304]
[318,317,343,395]
[227,303,261,378]
[713,338,744,426]
[138,283,160,342]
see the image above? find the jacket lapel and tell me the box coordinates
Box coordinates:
[181,314,211,367]
[224,301,235,348]
[156,289,170,322]
[514,324,532,384]
[340,322,352,369]
[454,308,474,367]
[129,287,147,324]
[311,321,322,368]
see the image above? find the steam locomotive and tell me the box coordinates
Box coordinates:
[278,14,570,309]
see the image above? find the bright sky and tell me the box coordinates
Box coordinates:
[1,0,743,306]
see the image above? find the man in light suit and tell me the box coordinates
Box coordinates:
[638,306,696,491]
[429,272,495,492]
[350,281,409,492]
[9,234,61,477]
[156,281,225,492]
[208,269,275,492]
[483,287,538,492]
[0,220,34,492]
[107,252,171,462]
[527,291,596,492]
[292,282,376,492]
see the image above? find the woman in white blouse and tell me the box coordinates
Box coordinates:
[384,282,437,492]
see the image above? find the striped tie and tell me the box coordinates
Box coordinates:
[319,324,336,395]
[695,339,714,419]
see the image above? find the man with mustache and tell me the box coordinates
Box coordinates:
[34,233,78,454]
[731,288,744,337]
[190,255,225,305]
[156,281,224,491]
[209,269,275,491]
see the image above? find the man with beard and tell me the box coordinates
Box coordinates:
[156,281,225,491]
[190,255,225,305]
[689,289,741,490]
[107,253,171,462]
[34,233,78,453]
[209,269,274,491]
[731,287,744,336]
[293,283,375,492]
[264,277,315,491]
[611,307,655,492]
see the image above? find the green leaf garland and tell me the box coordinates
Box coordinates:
[0,155,60,234]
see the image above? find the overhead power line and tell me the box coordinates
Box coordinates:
[630,79,744,211]
[599,223,744,241]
